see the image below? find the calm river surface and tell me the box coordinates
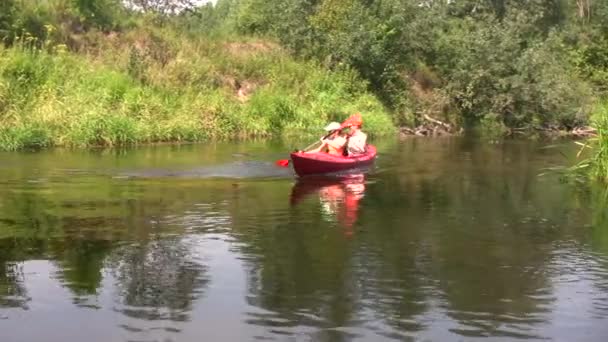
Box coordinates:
[1,137,608,342]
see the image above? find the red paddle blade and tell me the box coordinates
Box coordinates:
[276,159,290,167]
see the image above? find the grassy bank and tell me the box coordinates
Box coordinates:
[573,103,608,182]
[0,28,395,150]
[4,0,607,152]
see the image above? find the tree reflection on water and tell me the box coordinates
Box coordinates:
[0,261,28,310]
[107,236,208,322]
[1,139,608,341]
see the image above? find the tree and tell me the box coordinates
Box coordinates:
[72,0,125,30]
[125,0,197,15]
[0,0,17,42]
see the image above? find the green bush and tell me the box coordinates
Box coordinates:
[578,103,608,182]
[0,123,51,150]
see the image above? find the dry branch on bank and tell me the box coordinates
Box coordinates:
[568,126,597,137]
[399,114,461,137]
[510,125,598,137]
[399,116,599,138]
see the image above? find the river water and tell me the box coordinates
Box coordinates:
[1,137,607,341]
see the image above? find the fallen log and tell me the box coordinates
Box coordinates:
[423,114,452,130]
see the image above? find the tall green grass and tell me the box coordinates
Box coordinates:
[568,102,608,183]
[0,27,395,150]
[587,104,608,182]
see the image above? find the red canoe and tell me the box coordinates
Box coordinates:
[289,145,377,176]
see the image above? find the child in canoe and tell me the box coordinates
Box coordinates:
[306,122,347,156]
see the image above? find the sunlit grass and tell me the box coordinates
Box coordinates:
[563,102,608,183]
[0,28,396,151]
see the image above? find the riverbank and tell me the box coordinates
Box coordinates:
[1,0,605,153]
[397,117,598,139]
[0,29,395,151]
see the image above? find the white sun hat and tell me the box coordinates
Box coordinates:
[324,122,342,131]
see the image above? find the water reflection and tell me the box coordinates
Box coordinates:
[2,139,608,341]
[107,236,208,323]
[53,239,114,298]
[291,173,367,235]
[0,261,28,309]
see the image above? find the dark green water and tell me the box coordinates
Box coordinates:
[1,137,608,342]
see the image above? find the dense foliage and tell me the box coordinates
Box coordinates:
[2,0,608,150]
[218,0,608,130]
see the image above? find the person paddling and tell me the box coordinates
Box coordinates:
[343,114,367,156]
[306,122,347,156]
